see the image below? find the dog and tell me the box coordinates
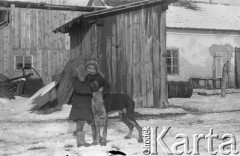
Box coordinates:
[91,82,143,146]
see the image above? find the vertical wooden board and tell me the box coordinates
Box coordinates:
[12,49,17,77]
[131,11,136,103]
[30,9,34,49]
[73,23,78,58]
[42,10,46,49]
[32,9,37,49]
[111,16,117,92]
[41,50,48,84]
[64,50,70,68]
[0,29,3,73]
[80,22,86,57]
[10,5,15,49]
[48,50,53,83]
[31,49,37,69]
[20,9,25,48]
[64,13,70,50]
[57,11,64,50]
[140,8,147,107]
[60,12,66,50]
[152,6,161,107]
[8,5,14,77]
[36,10,41,49]
[76,23,81,58]
[86,23,92,57]
[125,12,133,98]
[3,26,10,76]
[39,9,44,49]
[13,7,19,48]
[116,14,122,92]
[89,24,93,56]
[159,9,168,107]
[132,11,137,107]
[23,9,27,49]
[26,9,30,49]
[117,13,126,93]
[44,10,49,50]
[93,24,98,57]
[96,21,105,79]
[105,17,112,85]
[49,10,54,50]
[69,31,75,59]
[57,50,62,74]
[17,8,22,49]
[136,10,143,108]
[55,50,60,74]
[121,13,127,94]
[145,7,154,108]
[52,50,57,75]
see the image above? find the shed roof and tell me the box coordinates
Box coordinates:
[53,0,177,33]
[167,3,240,31]
[0,0,106,12]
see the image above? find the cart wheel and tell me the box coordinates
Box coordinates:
[0,74,9,83]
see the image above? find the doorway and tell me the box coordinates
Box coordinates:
[235,47,240,88]
[213,52,228,78]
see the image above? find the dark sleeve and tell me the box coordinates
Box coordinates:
[72,76,92,95]
[103,79,110,94]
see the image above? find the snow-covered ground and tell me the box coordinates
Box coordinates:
[1,92,240,156]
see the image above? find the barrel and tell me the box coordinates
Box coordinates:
[168,81,193,98]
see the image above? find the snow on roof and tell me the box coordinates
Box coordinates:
[167,3,240,31]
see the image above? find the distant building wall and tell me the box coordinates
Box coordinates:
[166,28,240,88]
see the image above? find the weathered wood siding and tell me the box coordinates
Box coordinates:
[0,5,81,84]
[70,5,167,108]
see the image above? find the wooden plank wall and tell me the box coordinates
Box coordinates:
[0,5,81,84]
[70,5,167,108]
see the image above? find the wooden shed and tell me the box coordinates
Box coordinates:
[0,1,105,84]
[54,0,176,108]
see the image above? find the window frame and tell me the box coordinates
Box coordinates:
[14,55,33,71]
[166,48,180,75]
[0,9,10,29]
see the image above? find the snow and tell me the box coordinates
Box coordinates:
[169,92,240,113]
[1,92,240,155]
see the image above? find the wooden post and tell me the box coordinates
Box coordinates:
[158,9,169,108]
[221,60,229,97]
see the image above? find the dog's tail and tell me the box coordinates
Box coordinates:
[126,95,135,118]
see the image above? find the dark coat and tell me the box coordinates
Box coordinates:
[68,73,109,122]
[68,75,93,122]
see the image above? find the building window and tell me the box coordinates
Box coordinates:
[0,10,10,29]
[167,49,179,75]
[15,55,33,70]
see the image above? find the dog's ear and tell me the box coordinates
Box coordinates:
[99,87,103,92]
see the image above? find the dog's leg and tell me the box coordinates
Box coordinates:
[92,105,101,145]
[101,116,108,146]
[126,115,143,143]
[95,114,102,144]
[120,113,134,139]
[91,125,97,145]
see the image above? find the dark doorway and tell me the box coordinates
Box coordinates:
[235,47,240,88]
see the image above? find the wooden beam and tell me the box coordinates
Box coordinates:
[0,1,106,12]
